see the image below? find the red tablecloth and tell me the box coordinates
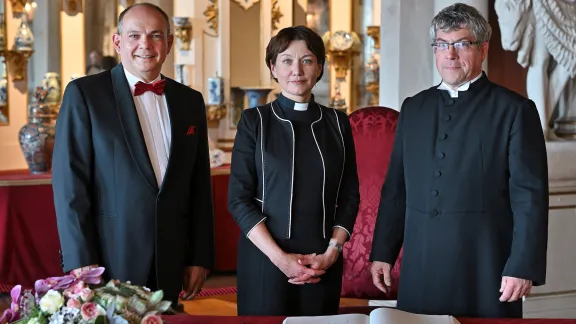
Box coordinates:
[161,307,576,324]
[163,317,576,324]
[0,170,64,287]
[0,166,238,289]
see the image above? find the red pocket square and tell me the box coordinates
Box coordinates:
[186,125,195,135]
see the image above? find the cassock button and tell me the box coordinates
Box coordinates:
[439,133,448,140]
[434,170,442,177]
[437,152,445,159]
[447,99,455,105]
[443,115,451,122]
[432,209,439,217]
[431,190,439,196]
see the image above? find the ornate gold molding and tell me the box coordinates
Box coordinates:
[62,0,83,16]
[206,104,227,128]
[232,0,261,11]
[204,0,219,36]
[8,0,27,15]
[5,49,34,81]
[367,25,380,49]
[173,18,192,51]
[271,0,283,32]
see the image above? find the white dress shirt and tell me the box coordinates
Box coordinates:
[437,72,483,98]
[124,69,172,187]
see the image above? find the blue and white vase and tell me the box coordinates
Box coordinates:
[207,73,224,105]
[18,88,56,174]
[239,86,274,108]
[42,72,62,104]
[14,17,34,51]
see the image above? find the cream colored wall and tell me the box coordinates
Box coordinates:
[60,11,85,91]
[230,3,260,87]
[329,0,352,111]
[0,3,31,170]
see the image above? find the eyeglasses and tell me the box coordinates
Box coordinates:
[431,40,483,53]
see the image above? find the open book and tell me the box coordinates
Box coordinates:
[282,307,461,324]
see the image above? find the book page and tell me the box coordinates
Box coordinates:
[369,308,461,324]
[282,313,370,324]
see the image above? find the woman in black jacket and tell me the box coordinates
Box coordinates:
[228,25,360,316]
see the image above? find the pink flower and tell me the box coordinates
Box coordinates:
[66,298,82,309]
[63,281,85,299]
[71,267,105,285]
[80,302,106,321]
[0,309,19,324]
[141,314,163,324]
[9,285,21,312]
[34,275,75,296]
[79,288,93,302]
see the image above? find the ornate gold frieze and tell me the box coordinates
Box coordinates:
[232,0,261,11]
[8,0,27,15]
[271,0,283,32]
[204,0,218,36]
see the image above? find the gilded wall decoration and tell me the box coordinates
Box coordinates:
[271,0,283,31]
[204,0,218,36]
[232,0,261,11]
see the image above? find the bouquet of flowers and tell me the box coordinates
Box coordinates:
[0,268,173,324]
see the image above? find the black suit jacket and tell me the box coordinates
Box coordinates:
[52,64,215,299]
[370,73,548,317]
[228,102,360,242]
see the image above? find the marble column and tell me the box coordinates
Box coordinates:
[378,0,488,111]
[379,0,434,111]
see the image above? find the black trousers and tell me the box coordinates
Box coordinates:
[146,258,181,310]
[236,235,343,316]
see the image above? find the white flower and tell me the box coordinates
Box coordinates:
[28,317,40,324]
[39,290,65,315]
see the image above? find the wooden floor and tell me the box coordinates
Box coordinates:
[181,274,369,316]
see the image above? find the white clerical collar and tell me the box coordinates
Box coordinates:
[294,102,309,111]
[124,68,161,94]
[437,72,483,98]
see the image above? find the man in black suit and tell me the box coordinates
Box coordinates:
[52,2,214,306]
[370,3,548,319]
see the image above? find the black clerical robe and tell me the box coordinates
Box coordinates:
[370,73,549,318]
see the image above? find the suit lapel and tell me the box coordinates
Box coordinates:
[111,64,159,192]
[158,77,179,193]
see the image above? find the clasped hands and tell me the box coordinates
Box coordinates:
[272,247,340,285]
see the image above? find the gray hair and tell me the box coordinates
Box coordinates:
[430,3,492,44]
[117,2,171,35]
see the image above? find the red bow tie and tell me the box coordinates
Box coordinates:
[134,79,166,96]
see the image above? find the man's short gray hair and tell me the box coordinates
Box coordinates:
[117,2,171,35]
[430,3,492,44]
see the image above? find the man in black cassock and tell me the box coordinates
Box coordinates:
[369,3,549,319]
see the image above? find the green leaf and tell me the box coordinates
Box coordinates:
[154,301,172,313]
[95,315,108,324]
[128,296,147,316]
[148,291,163,306]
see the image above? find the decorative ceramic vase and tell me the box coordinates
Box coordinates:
[0,70,7,105]
[14,17,34,51]
[365,52,380,84]
[175,64,187,85]
[0,16,6,51]
[207,73,224,105]
[42,72,62,104]
[18,87,56,174]
[239,86,275,108]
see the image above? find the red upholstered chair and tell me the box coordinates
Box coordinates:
[341,106,403,301]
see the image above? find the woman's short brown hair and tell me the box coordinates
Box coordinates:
[265,25,326,83]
